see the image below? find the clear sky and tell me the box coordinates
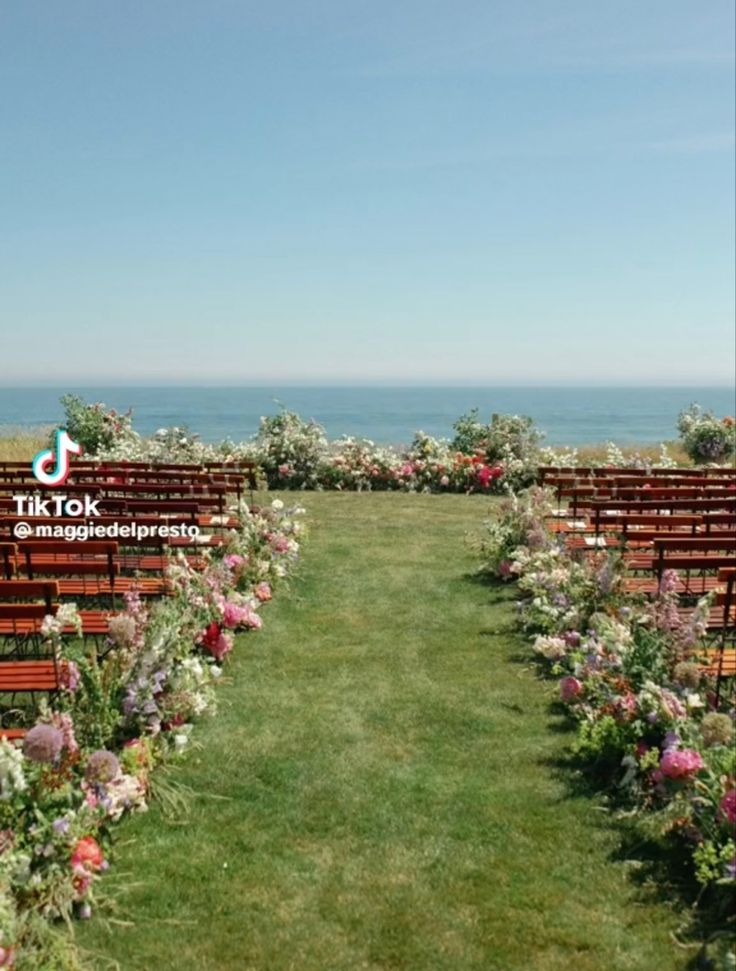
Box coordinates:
[1,1,734,385]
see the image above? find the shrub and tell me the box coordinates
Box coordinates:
[59,395,134,454]
[677,404,735,464]
[255,409,328,489]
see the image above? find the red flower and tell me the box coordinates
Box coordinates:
[71,836,105,873]
[199,622,232,662]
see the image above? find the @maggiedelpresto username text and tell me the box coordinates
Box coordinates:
[12,521,201,542]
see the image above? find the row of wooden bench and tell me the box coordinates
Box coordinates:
[537,466,736,693]
[0,460,250,737]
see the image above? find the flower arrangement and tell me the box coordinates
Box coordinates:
[677,404,736,465]
[62,397,539,495]
[478,492,736,928]
[0,498,305,965]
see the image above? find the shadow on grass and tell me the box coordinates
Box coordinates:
[468,565,736,968]
[539,704,736,966]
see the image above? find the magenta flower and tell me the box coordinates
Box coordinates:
[477,466,492,487]
[659,747,704,780]
[719,789,736,826]
[498,560,512,579]
[559,676,583,704]
[199,622,233,662]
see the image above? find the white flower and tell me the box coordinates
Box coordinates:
[271,499,284,511]
[0,740,27,799]
[174,732,190,752]
[685,693,705,711]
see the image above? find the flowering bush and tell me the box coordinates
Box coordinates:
[60,395,135,454]
[58,397,541,495]
[678,404,736,464]
[475,486,554,579]
[451,410,542,490]
[256,410,328,489]
[478,491,736,930]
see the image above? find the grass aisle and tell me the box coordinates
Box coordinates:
[80,493,687,971]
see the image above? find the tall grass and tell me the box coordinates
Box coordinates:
[572,441,690,465]
[0,427,51,462]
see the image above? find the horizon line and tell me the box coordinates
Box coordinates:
[1,381,734,390]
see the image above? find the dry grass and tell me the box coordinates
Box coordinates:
[0,428,51,462]
[564,441,690,466]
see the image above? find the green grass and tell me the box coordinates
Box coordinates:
[78,493,690,971]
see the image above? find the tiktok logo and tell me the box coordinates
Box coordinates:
[32,430,83,487]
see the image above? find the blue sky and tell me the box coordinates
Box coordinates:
[1,1,734,385]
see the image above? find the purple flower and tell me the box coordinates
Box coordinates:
[22,725,63,763]
[85,750,120,785]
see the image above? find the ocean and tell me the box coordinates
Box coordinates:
[0,386,733,447]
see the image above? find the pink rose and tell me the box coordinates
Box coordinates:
[254,582,272,602]
[221,601,249,629]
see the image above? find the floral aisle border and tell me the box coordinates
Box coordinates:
[0,498,305,968]
[477,488,735,964]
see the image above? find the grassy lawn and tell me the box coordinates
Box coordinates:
[78,493,688,971]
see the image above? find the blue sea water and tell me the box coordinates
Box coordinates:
[0,386,733,447]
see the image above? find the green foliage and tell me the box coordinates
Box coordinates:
[574,715,638,772]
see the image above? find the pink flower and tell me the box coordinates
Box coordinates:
[223,553,246,572]
[613,693,638,721]
[271,536,290,554]
[0,946,14,967]
[439,474,450,487]
[400,463,414,477]
[559,676,583,704]
[221,601,250,629]
[60,660,80,693]
[659,747,704,780]
[719,789,736,826]
[240,608,262,630]
[278,463,291,476]
[254,582,272,602]
[498,560,512,579]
